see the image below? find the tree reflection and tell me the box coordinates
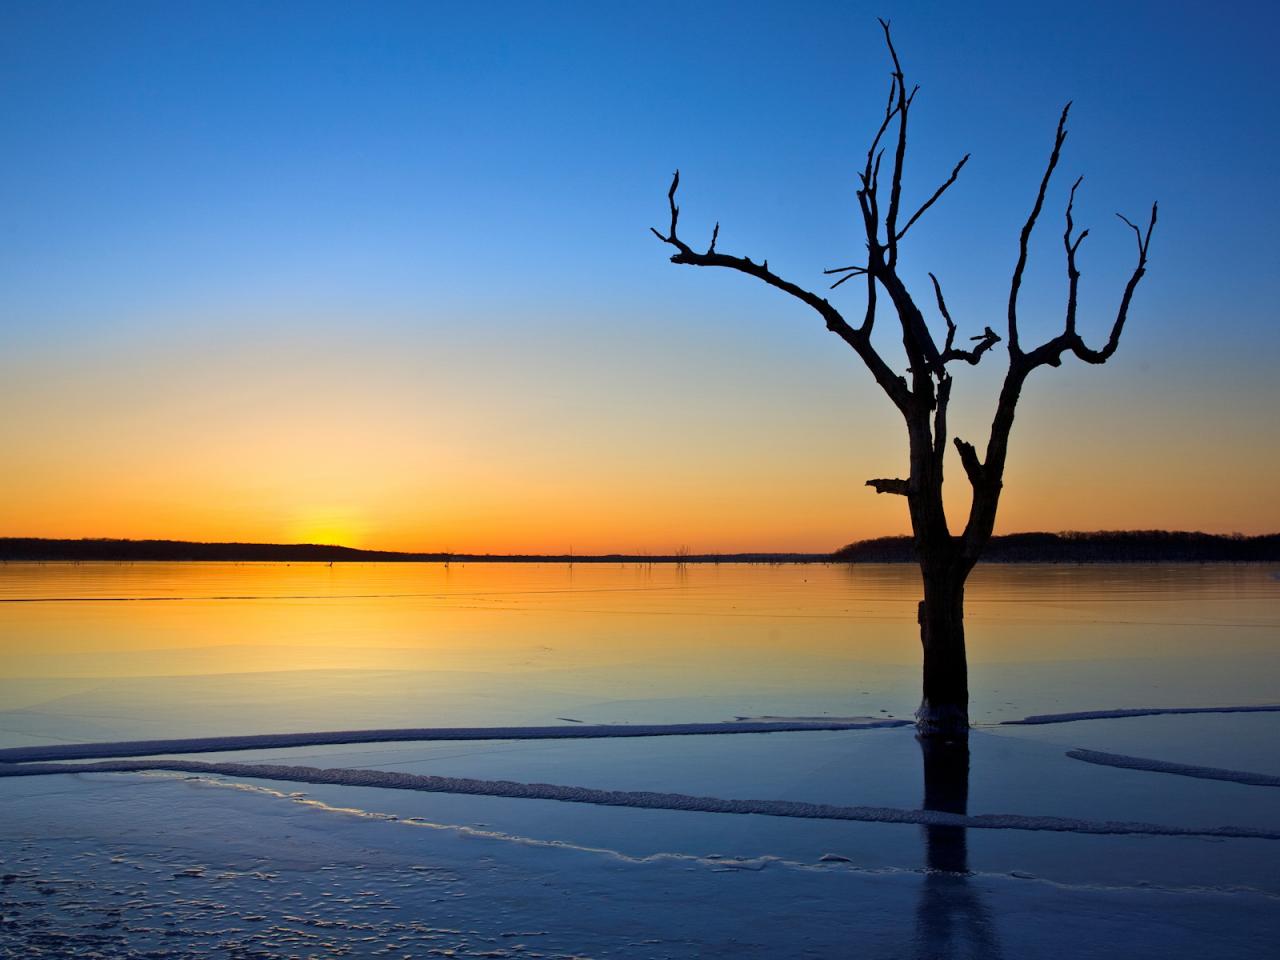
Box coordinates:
[914,737,1003,959]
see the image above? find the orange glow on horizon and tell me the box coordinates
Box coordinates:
[2,328,1277,554]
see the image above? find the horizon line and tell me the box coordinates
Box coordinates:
[2,531,1276,565]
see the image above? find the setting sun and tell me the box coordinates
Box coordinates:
[291,510,367,549]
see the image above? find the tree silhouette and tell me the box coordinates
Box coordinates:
[652,20,1156,738]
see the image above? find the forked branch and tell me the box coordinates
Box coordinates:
[1005,107,1157,374]
[930,272,1001,365]
[1016,189,1157,372]
[965,154,1157,559]
[824,263,868,291]
[1071,203,1157,364]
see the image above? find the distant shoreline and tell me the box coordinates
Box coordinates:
[1,532,1277,564]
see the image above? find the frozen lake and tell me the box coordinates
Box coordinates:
[2,561,1278,957]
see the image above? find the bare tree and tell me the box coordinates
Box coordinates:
[651,20,1156,738]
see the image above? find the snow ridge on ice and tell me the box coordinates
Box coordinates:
[1067,749,1280,787]
[2,757,1277,840]
[1002,705,1280,726]
[0,718,909,764]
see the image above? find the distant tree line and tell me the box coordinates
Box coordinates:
[1,533,1277,564]
[0,539,447,563]
[0,538,822,564]
[833,531,1280,563]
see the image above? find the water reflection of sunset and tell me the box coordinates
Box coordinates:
[2,562,1273,688]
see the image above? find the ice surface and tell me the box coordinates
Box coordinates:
[2,771,1277,959]
[12,721,1266,895]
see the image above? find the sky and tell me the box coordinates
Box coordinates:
[2,0,1278,553]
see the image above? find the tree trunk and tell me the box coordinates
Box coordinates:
[915,565,970,738]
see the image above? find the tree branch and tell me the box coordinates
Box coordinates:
[866,478,910,496]
[953,437,984,487]
[863,79,900,193]
[824,264,868,290]
[1016,197,1157,371]
[652,171,911,412]
[847,22,945,380]
[929,272,1001,365]
[1062,175,1087,337]
[896,154,970,242]
[932,373,952,462]
[861,269,877,336]
[1071,203,1157,364]
[878,17,916,267]
[856,79,898,259]
[966,189,1156,562]
[1008,102,1071,355]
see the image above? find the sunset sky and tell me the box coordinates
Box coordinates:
[2,1,1277,553]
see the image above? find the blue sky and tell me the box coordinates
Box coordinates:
[2,1,1278,549]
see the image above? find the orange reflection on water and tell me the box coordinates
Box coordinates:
[0,562,923,679]
[1,561,1274,675]
[0,562,1276,740]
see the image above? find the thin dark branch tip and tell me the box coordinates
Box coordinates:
[896,153,969,241]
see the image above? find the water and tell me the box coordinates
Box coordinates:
[2,562,1278,957]
[1,561,1276,741]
